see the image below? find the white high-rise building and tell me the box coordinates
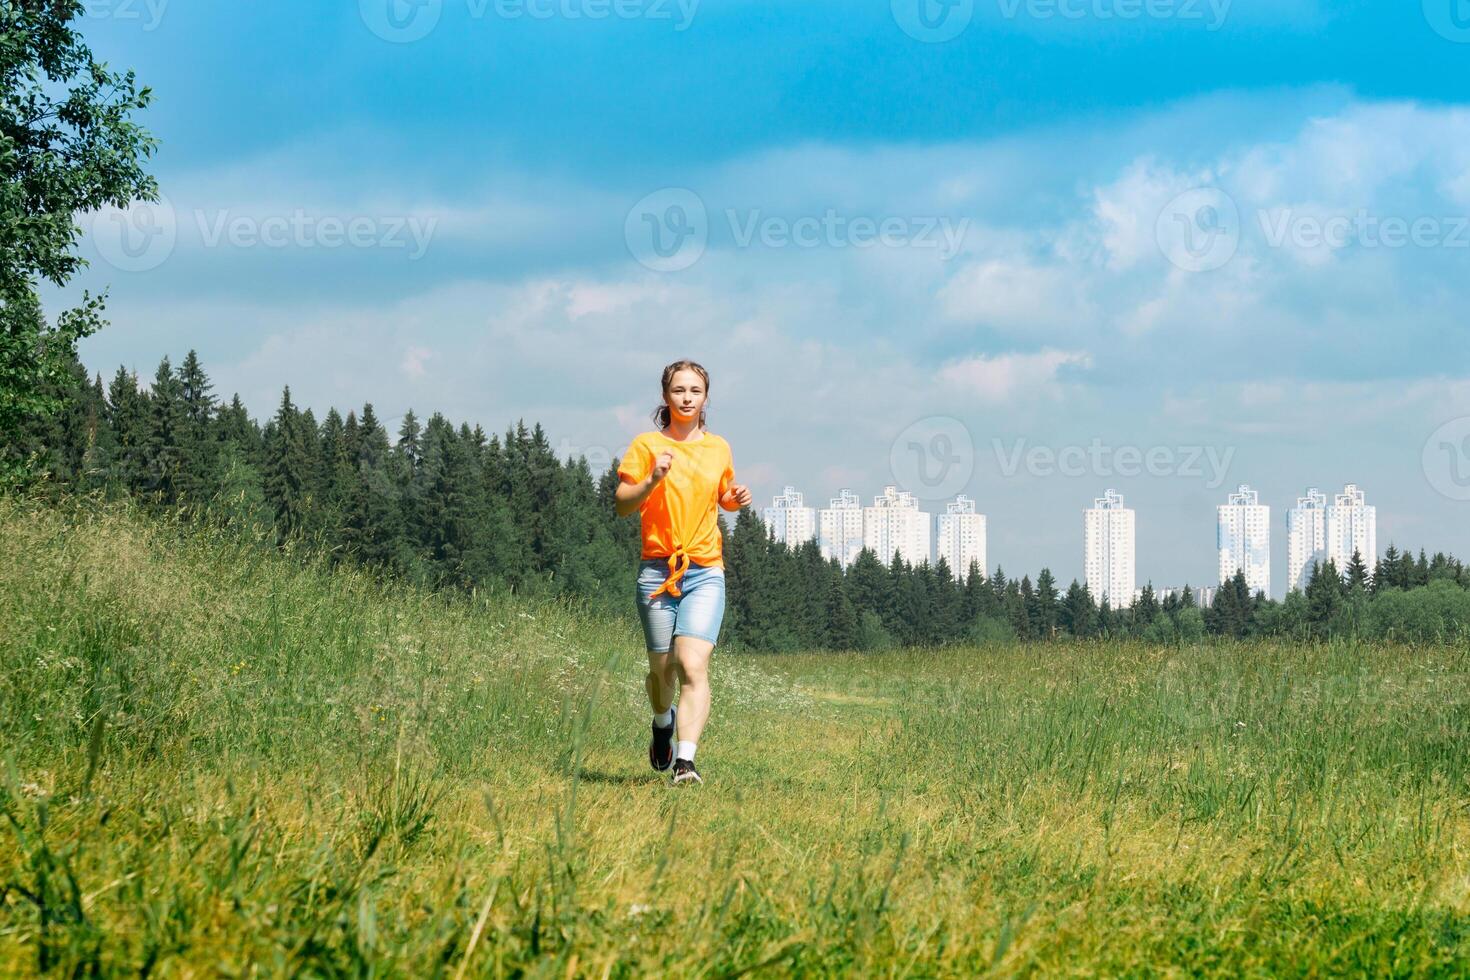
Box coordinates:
[818,489,864,568]
[1286,488,1328,593]
[1326,483,1377,578]
[761,486,816,549]
[1083,489,1135,607]
[863,485,931,567]
[1217,484,1270,597]
[936,495,987,582]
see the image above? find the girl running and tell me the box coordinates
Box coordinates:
[615,360,751,785]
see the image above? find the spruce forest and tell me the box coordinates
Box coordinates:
[12,350,1470,652]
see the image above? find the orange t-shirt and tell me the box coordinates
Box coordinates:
[617,429,739,597]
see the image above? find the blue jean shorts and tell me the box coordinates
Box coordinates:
[635,559,726,653]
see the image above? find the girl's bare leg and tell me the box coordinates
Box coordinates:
[645,650,678,714]
[671,635,714,745]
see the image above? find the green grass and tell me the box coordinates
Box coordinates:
[2,496,1469,976]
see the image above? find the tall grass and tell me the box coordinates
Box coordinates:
[1,495,1467,975]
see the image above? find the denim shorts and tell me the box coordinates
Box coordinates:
[635,559,726,653]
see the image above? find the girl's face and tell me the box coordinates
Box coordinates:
[665,369,707,424]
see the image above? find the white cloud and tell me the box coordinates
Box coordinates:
[938,349,1093,403]
[66,92,1470,584]
[938,259,1095,333]
[401,346,432,381]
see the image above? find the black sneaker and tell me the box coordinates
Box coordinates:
[671,758,702,785]
[649,704,676,772]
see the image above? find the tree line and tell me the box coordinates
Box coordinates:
[10,350,1470,650]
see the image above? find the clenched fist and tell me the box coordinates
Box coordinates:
[651,451,674,483]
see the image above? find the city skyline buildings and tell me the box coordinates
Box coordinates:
[863,486,932,569]
[937,495,987,581]
[1286,488,1329,594]
[758,480,1385,600]
[1084,489,1137,607]
[1327,484,1377,577]
[1218,484,1271,597]
[760,486,816,551]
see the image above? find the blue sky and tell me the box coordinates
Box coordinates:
[57,0,1470,593]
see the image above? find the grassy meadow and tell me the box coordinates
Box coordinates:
[2,496,1469,976]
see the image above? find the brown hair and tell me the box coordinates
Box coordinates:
[652,359,710,430]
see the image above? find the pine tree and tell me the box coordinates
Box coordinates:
[847,548,888,626]
[143,357,186,503]
[1211,569,1252,638]
[961,561,993,623]
[263,386,313,538]
[1060,580,1096,637]
[174,350,219,501]
[1135,582,1159,627]
[794,539,832,648]
[1017,575,1037,641]
[1346,548,1370,591]
[215,394,262,465]
[343,403,406,570]
[1031,568,1058,640]
[104,367,149,493]
[885,550,916,645]
[77,372,117,492]
[1305,559,1344,637]
[823,567,859,651]
[1375,544,1401,594]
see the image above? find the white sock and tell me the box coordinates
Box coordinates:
[676,740,697,762]
[654,706,673,727]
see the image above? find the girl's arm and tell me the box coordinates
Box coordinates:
[615,450,674,517]
[719,483,753,511]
